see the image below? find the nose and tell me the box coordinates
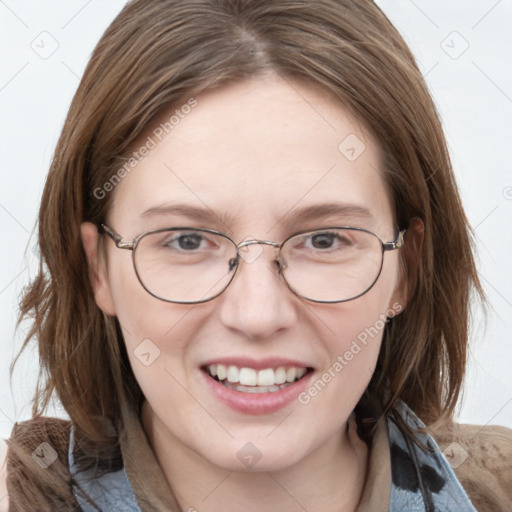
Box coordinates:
[218,242,298,340]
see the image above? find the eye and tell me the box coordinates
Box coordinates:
[177,233,202,250]
[163,232,211,251]
[305,231,352,250]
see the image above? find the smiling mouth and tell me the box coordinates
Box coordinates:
[202,364,313,394]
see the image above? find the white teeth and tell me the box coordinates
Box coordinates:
[216,364,227,380]
[286,367,297,383]
[274,367,287,384]
[257,369,275,386]
[223,381,291,393]
[205,364,309,388]
[239,367,257,386]
[227,365,239,383]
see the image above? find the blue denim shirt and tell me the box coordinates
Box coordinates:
[69,400,477,512]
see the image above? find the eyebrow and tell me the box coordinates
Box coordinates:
[139,202,375,227]
[284,203,375,224]
[140,203,235,227]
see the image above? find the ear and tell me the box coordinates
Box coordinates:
[80,222,117,316]
[388,217,424,315]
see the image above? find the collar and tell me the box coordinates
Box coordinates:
[387,400,477,511]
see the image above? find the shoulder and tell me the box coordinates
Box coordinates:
[7,416,71,467]
[9,414,72,443]
[429,418,512,512]
[4,415,79,511]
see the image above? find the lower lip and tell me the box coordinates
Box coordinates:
[202,369,314,415]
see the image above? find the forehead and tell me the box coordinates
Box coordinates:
[110,73,395,236]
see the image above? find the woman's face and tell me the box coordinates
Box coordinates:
[82,72,405,472]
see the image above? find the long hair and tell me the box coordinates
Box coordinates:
[7,0,484,507]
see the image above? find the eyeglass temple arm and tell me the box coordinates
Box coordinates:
[98,223,407,252]
[383,229,407,251]
[98,224,135,250]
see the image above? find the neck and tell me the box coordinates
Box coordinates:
[142,400,369,512]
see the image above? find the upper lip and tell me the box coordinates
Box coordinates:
[200,357,313,371]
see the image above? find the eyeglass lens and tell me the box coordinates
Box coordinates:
[132,228,384,303]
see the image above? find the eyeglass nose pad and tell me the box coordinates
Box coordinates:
[274,253,287,273]
[230,243,285,274]
[228,256,238,272]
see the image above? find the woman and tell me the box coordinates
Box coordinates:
[2,0,511,510]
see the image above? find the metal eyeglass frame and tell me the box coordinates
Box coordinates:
[98,223,407,304]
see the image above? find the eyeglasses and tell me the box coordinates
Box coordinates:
[98,224,406,304]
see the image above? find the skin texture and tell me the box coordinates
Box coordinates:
[81,72,408,511]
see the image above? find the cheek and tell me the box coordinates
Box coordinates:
[106,258,203,377]
[314,298,389,392]
[302,255,402,404]
[111,285,208,426]
[320,253,400,349]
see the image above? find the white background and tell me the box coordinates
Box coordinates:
[1,0,511,448]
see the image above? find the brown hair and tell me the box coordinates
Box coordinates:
[7,0,484,507]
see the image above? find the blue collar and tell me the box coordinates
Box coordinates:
[388,400,476,511]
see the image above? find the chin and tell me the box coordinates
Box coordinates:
[192,435,306,473]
